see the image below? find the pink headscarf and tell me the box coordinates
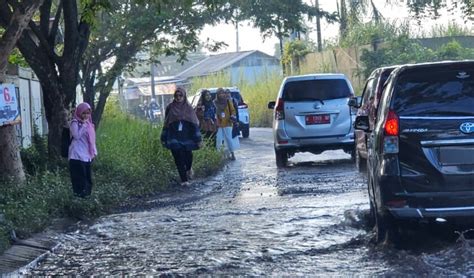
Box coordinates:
[74,102,97,158]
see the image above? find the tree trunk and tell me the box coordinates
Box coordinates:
[0,0,44,182]
[93,78,117,128]
[39,80,66,160]
[0,125,25,182]
[279,36,286,75]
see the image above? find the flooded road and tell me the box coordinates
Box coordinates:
[29,128,474,276]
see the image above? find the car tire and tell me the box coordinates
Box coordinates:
[242,125,250,138]
[355,150,366,172]
[374,206,399,245]
[368,200,376,229]
[275,149,288,168]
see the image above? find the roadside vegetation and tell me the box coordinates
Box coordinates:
[190,20,473,129]
[190,72,282,128]
[0,100,223,254]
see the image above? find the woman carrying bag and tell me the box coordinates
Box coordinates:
[214,87,240,160]
[161,87,202,186]
[195,89,217,145]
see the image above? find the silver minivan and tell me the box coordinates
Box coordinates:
[268,73,355,167]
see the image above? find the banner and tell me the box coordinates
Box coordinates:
[0,84,20,126]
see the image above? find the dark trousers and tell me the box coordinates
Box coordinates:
[171,149,193,182]
[69,159,93,197]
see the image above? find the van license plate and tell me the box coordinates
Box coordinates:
[306,114,330,125]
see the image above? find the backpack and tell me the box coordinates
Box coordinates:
[61,127,71,158]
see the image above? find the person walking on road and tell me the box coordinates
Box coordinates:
[161,87,202,186]
[225,88,241,138]
[195,89,217,145]
[68,102,97,197]
[214,87,239,160]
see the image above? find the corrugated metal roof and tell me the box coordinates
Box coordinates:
[176,50,275,79]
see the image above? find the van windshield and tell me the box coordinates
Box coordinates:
[393,70,474,116]
[283,79,351,101]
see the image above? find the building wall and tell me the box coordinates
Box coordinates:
[6,66,46,148]
[228,53,281,85]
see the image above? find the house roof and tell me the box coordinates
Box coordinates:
[176,50,277,79]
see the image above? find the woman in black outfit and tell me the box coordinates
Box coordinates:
[161,87,202,186]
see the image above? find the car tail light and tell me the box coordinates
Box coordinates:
[275,98,284,120]
[384,110,399,136]
[238,103,248,109]
[383,110,399,154]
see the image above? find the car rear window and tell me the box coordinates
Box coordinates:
[209,91,244,104]
[393,69,474,116]
[282,79,351,101]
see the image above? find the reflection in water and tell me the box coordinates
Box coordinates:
[28,129,474,276]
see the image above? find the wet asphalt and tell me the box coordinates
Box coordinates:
[27,128,474,276]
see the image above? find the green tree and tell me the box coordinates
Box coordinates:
[0,0,44,182]
[405,0,473,22]
[282,40,313,74]
[239,0,335,74]
[0,0,109,160]
[81,0,231,127]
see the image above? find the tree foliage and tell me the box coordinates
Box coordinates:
[405,0,473,22]
[81,0,235,127]
[237,0,336,73]
[282,40,314,74]
[360,34,473,78]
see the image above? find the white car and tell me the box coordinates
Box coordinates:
[268,73,356,167]
[191,87,250,138]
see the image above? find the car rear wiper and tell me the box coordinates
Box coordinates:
[294,98,325,105]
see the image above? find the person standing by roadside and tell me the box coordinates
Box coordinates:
[214,88,239,160]
[195,89,217,145]
[161,87,202,186]
[68,102,97,197]
[225,88,241,138]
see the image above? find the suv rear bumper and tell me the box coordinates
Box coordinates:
[389,206,474,219]
[274,133,354,154]
[275,133,354,147]
[378,175,474,220]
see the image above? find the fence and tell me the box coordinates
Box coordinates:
[5,64,46,148]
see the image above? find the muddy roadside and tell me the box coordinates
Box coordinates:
[0,150,233,276]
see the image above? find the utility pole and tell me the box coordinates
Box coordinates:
[315,0,323,52]
[150,60,156,99]
[235,21,240,52]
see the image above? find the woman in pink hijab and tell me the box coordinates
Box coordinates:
[68,102,97,197]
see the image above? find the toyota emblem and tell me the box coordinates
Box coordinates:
[460,122,474,134]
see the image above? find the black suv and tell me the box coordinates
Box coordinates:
[355,60,474,243]
[350,66,397,172]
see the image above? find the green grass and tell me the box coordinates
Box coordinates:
[0,100,223,254]
[190,72,284,128]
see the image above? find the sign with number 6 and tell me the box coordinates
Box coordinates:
[0,84,20,126]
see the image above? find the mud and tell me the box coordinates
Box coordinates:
[27,128,474,276]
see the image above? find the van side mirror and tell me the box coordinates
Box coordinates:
[348,96,361,108]
[354,115,370,132]
[268,101,276,109]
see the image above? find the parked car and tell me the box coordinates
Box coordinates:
[354,60,474,243]
[191,87,250,138]
[349,66,398,172]
[268,73,356,168]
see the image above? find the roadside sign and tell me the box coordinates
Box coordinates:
[0,84,20,126]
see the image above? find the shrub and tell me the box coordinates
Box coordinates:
[190,72,283,128]
[0,101,223,254]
